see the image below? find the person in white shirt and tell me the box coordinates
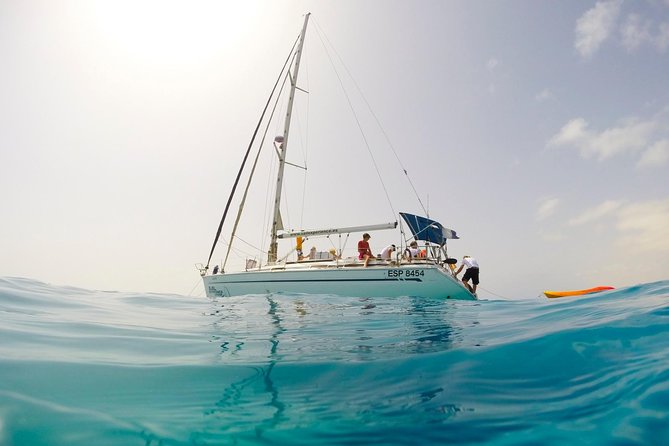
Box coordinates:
[455,255,480,294]
[380,244,396,260]
[404,241,420,260]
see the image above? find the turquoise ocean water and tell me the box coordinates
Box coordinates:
[1,277,669,445]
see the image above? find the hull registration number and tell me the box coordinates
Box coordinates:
[388,269,425,278]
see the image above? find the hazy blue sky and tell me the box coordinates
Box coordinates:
[1,0,668,299]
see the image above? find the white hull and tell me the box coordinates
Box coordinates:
[203,261,476,300]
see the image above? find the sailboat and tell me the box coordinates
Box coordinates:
[199,14,476,301]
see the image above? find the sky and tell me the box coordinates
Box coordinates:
[1,0,668,299]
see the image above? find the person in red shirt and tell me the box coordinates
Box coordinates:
[357,233,373,267]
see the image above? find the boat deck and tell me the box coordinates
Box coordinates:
[212,257,449,274]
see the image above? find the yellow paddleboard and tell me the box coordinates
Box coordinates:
[544,286,614,299]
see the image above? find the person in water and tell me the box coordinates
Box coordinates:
[455,255,480,294]
[357,233,373,267]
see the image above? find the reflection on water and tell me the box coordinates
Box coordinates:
[200,294,475,442]
[208,294,472,363]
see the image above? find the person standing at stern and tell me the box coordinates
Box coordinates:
[455,255,480,295]
[358,233,373,267]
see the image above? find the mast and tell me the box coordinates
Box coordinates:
[268,12,310,264]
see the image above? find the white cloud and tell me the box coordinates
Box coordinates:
[486,58,499,71]
[621,15,669,53]
[548,118,590,147]
[621,14,653,51]
[548,116,655,161]
[637,139,669,168]
[535,89,555,102]
[568,200,624,226]
[536,197,561,221]
[575,2,669,56]
[538,229,566,242]
[588,118,655,159]
[548,106,669,164]
[566,198,669,255]
[616,199,669,254]
[656,22,669,51]
[575,0,622,58]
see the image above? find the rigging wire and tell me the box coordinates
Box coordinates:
[284,91,309,232]
[223,66,293,270]
[280,65,310,235]
[217,237,259,262]
[261,66,295,261]
[231,235,265,255]
[477,286,512,300]
[186,277,203,297]
[261,126,279,259]
[218,236,265,263]
[312,21,396,219]
[205,33,301,270]
[312,18,428,216]
[300,50,311,228]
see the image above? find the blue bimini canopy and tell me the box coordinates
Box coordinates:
[400,212,459,245]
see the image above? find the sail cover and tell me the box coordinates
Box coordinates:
[400,212,459,244]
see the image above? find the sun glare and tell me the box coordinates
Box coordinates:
[89,1,261,66]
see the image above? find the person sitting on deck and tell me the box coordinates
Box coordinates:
[404,241,420,261]
[380,244,396,260]
[357,233,373,267]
